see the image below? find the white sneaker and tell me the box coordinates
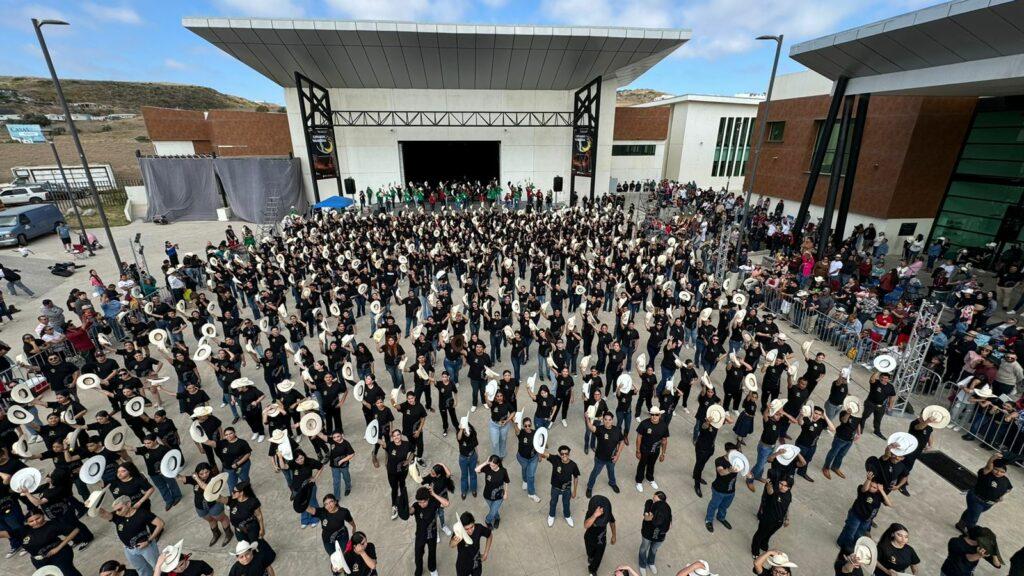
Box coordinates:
[636,483,644,492]
[650,565,658,574]
[1009,310,1017,315]
[220,402,227,408]
[640,568,647,576]
[436,533,440,543]
[300,524,308,529]
[649,480,659,490]
[257,435,265,444]
[391,507,398,520]
[565,516,574,527]
[635,417,641,423]
[547,516,555,527]
[530,494,540,503]
[522,481,528,491]
[471,406,477,413]
[431,572,439,576]
[442,526,453,536]
[561,419,567,428]
[250,432,258,440]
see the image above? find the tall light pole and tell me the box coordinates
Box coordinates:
[48,139,93,255]
[33,18,122,271]
[738,34,784,252]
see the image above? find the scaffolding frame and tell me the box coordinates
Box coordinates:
[891,300,945,415]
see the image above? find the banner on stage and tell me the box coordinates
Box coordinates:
[572,125,594,177]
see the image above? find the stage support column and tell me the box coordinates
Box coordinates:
[570,76,602,205]
[817,94,855,260]
[295,72,341,204]
[832,94,871,249]
[794,76,848,241]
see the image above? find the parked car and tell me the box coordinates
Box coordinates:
[0,185,50,206]
[0,204,64,246]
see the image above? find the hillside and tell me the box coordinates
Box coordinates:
[616,88,673,107]
[0,76,269,115]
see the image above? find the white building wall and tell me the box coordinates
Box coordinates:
[771,70,834,100]
[152,141,196,155]
[285,85,622,202]
[672,100,759,190]
[610,141,665,182]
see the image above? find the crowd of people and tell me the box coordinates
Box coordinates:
[0,182,1020,576]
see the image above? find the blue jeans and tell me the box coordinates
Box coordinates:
[823,438,853,471]
[548,485,571,518]
[459,452,478,496]
[517,454,539,495]
[489,421,510,458]
[659,366,674,390]
[124,541,160,576]
[444,358,462,386]
[300,485,318,526]
[639,538,662,570]
[385,365,405,389]
[837,509,872,551]
[227,461,251,492]
[535,417,550,430]
[705,489,735,523]
[586,458,618,490]
[750,443,774,481]
[150,474,182,506]
[958,490,993,529]
[332,466,352,498]
[485,498,504,526]
[537,354,550,381]
[0,503,25,550]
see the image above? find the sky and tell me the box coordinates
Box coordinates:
[0,0,944,106]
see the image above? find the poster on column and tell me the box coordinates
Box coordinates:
[571,125,594,177]
[310,127,339,180]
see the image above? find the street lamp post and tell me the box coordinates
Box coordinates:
[33,18,122,270]
[738,34,784,253]
[48,139,93,255]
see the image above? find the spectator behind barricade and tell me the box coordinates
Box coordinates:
[40,299,66,332]
[993,353,1024,398]
[874,234,889,260]
[64,319,96,361]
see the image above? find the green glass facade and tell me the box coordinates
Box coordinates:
[931,98,1024,252]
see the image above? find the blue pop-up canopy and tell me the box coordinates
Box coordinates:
[312,195,355,210]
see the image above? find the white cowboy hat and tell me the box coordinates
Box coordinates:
[148,328,169,349]
[342,362,356,382]
[357,284,368,296]
[230,377,255,390]
[775,444,801,465]
[148,376,170,386]
[297,399,320,412]
[10,467,42,493]
[575,285,586,296]
[276,379,295,393]
[264,403,282,418]
[230,539,260,557]
[175,300,186,313]
[732,293,747,307]
[85,486,109,517]
[7,404,33,425]
[453,520,473,545]
[700,373,713,389]
[60,407,76,426]
[192,344,213,362]
[258,317,270,332]
[269,429,289,444]
[31,567,63,576]
[188,421,207,444]
[10,382,34,404]
[649,406,665,416]
[11,437,30,458]
[743,374,758,393]
[203,472,229,502]
[768,399,786,417]
[485,380,498,402]
[767,552,797,568]
[617,373,634,393]
[144,302,154,315]
[79,454,107,485]
[330,539,350,574]
[300,413,323,437]
[801,401,814,418]
[124,396,146,418]
[886,432,919,457]
[330,303,342,316]
[369,301,382,316]
[580,355,592,372]
[364,420,379,445]
[104,426,127,452]
[801,340,813,355]
[853,536,878,574]
[706,404,727,429]
[160,449,184,478]
[351,380,366,402]
[765,348,779,363]
[727,450,750,477]
[532,426,549,453]
[873,354,897,374]
[973,385,996,398]
[921,405,951,429]
[372,328,387,344]
[192,405,214,419]
[842,395,863,416]
[76,373,101,390]
[159,540,185,573]
[636,353,648,372]
[201,323,217,339]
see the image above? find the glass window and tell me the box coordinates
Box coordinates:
[766,121,785,142]
[811,120,851,176]
[961,143,1024,162]
[946,181,1022,204]
[939,196,1008,219]
[955,159,1024,178]
[611,144,655,156]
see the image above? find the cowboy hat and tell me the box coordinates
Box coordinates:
[743,374,758,393]
[276,379,295,393]
[485,380,498,402]
[706,405,727,429]
[175,300,186,313]
[617,373,634,393]
[192,344,213,362]
[887,432,919,457]
[104,426,127,452]
[85,486,109,517]
[10,467,42,493]
[300,413,323,437]
[148,377,170,387]
[775,444,801,465]
[159,540,185,573]
[575,285,586,296]
[852,536,878,574]
[10,382,33,404]
[203,473,229,502]
[801,401,814,418]
[124,396,146,418]
[351,379,366,401]
[258,317,270,332]
[842,396,862,416]
[369,301,382,316]
[230,377,255,390]
[330,303,342,316]
[264,403,282,417]
[636,353,648,372]
[921,405,951,429]
[76,373,101,390]
[532,426,549,453]
[7,404,33,425]
[767,552,797,568]
[11,437,30,458]
[372,328,387,344]
[357,283,368,296]
[801,340,812,355]
[330,539,350,574]
[148,328,169,349]
[768,399,786,417]
[31,567,63,576]
[727,450,750,476]
[765,348,779,363]
[160,449,184,478]
[363,420,379,445]
[297,398,320,412]
[201,323,217,338]
[453,520,473,545]
[230,540,259,556]
[732,293,747,307]
[188,421,208,443]
[580,355,592,372]
[973,385,996,398]
[80,454,107,485]
[342,362,356,382]
[700,373,713,389]
[873,354,897,374]
[649,406,665,416]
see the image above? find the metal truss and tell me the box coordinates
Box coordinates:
[892,300,945,415]
[332,110,571,128]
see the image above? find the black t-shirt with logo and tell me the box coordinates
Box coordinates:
[217,438,252,469]
[23,521,74,558]
[313,505,353,548]
[412,498,440,537]
[640,499,672,542]
[134,444,171,476]
[397,402,427,435]
[759,418,782,446]
[637,418,669,454]
[345,542,378,576]
[456,524,491,576]
[385,439,414,474]
[482,465,509,501]
[583,495,615,546]
[877,539,920,573]
[112,509,157,547]
[794,417,827,448]
[973,469,1012,502]
[757,486,792,524]
[489,402,511,424]
[517,429,537,460]
[328,438,355,468]
[546,454,580,489]
[827,379,848,406]
[850,485,884,521]
[711,456,738,493]
[592,425,623,461]
[941,536,980,576]
[457,426,478,457]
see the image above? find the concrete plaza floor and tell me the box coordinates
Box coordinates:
[0,216,1021,576]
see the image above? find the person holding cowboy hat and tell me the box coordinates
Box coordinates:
[754,549,798,575]
[956,451,1013,534]
[150,540,215,575]
[16,509,85,576]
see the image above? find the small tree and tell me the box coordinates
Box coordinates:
[21,113,50,126]
[255,105,269,113]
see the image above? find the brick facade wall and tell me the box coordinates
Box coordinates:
[141,106,291,157]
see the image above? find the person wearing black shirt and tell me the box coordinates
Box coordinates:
[751,478,792,556]
[705,443,741,532]
[410,486,449,576]
[476,455,509,529]
[456,423,480,499]
[96,495,166,576]
[793,407,834,482]
[466,343,493,409]
[321,430,355,498]
[395,392,428,464]
[513,417,542,502]
[228,539,277,576]
[837,471,892,553]
[484,391,513,459]
[179,463,233,546]
[21,510,84,576]
[634,408,669,492]
[823,410,862,480]
[863,373,896,439]
[941,529,1003,576]
[584,411,624,497]
[303,493,356,558]
[583,494,616,576]
[875,522,921,576]
[543,445,580,526]
[956,452,1013,533]
[899,413,934,496]
[450,512,492,576]
[824,376,849,422]
[204,428,251,492]
[380,428,414,520]
[638,490,671,574]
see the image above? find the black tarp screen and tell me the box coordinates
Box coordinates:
[140,157,220,222]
